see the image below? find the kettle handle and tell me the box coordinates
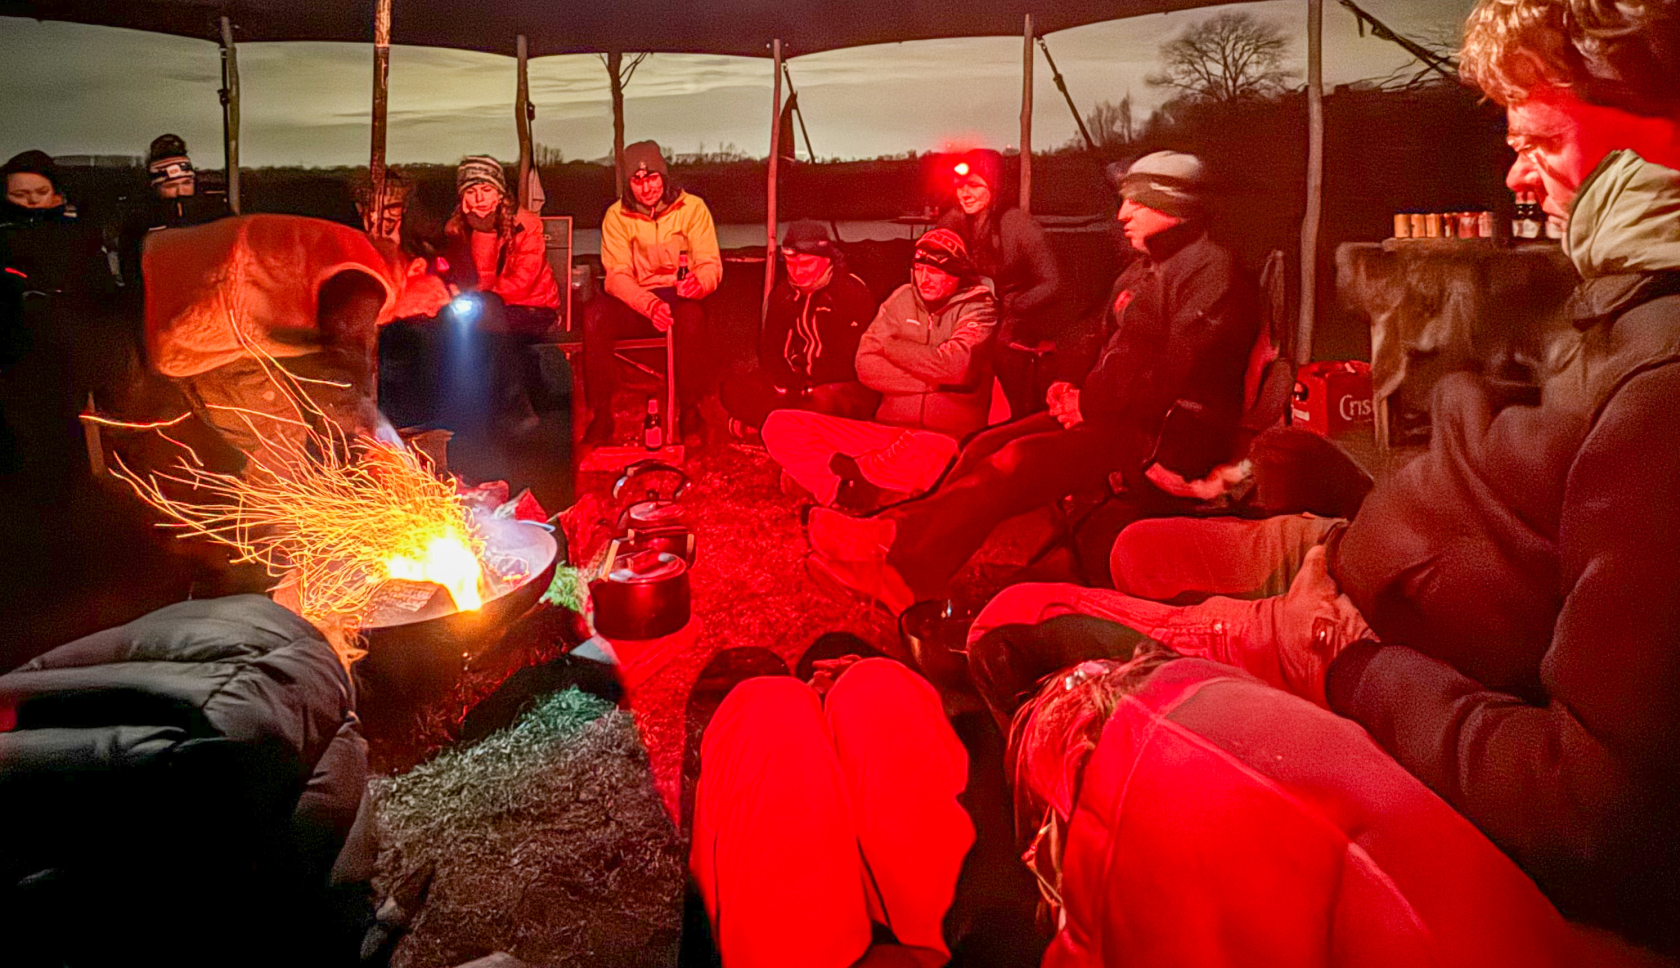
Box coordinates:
[612,459,689,501]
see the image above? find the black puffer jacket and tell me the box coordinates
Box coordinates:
[0,595,370,967]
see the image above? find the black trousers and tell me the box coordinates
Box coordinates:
[718,371,879,430]
[392,295,560,436]
[582,288,708,416]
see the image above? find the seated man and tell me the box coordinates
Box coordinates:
[582,140,722,446]
[967,0,1680,950]
[807,152,1260,613]
[720,220,880,435]
[144,214,450,476]
[761,228,997,512]
[118,134,231,290]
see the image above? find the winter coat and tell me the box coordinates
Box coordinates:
[599,190,723,319]
[0,201,114,301]
[143,214,438,378]
[442,206,561,312]
[939,205,1065,343]
[854,281,998,438]
[1042,659,1620,968]
[0,595,370,967]
[760,269,876,389]
[1328,150,1680,950]
[1079,224,1260,482]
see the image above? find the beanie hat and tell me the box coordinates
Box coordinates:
[4,149,61,191]
[950,148,1005,195]
[456,155,508,197]
[1116,151,1206,220]
[147,133,195,187]
[623,140,670,178]
[913,228,973,277]
[781,220,842,261]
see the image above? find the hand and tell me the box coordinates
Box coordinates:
[1053,389,1083,429]
[1146,459,1250,501]
[649,301,675,332]
[1274,545,1372,706]
[807,655,863,697]
[1045,381,1075,412]
[675,274,705,301]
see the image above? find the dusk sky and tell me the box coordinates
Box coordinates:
[2,0,1475,168]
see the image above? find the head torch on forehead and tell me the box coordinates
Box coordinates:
[150,161,195,185]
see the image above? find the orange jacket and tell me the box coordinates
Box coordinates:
[445,207,561,310]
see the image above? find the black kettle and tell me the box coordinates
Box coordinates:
[612,459,695,563]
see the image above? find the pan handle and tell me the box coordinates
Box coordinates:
[612,459,689,501]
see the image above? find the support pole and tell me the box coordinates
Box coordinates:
[516,34,534,209]
[1297,0,1324,366]
[608,50,626,198]
[1037,35,1097,153]
[783,65,817,163]
[369,0,393,235]
[218,16,241,214]
[1020,14,1034,215]
[764,39,784,323]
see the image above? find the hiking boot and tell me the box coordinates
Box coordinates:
[807,505,897,562]
[829,453,883,513]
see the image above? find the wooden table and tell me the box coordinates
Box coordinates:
[1335,240,1576,449]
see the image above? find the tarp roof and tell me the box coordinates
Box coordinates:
[2,0,1256,57]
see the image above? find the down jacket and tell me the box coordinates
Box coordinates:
[0,595,370,967]
[854,281,999,438]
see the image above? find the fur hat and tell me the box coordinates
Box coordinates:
[146,133,195,187]
[912,227,973,277]
[1115,151,1207,219]
[456,155,508,197]
[623,141,670,178]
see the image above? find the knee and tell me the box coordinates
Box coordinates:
[1108,519,1177,596]
[704,676,824,759]
[760,408,807,450]
[825,658,941,730]
[970,583,1079,648]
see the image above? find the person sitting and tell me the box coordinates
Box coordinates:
[719,220,880,436]
[582,140,722,447]
[806,152,1260,613]
[143,214,450,477]
[118,134,231,289]
[761,228,997,512]
[2,150,113,303]
[964,0,1680,952]
[938,148,1065,417]
[354,167,449,430]
[440,155,563,434]
[690,650,976,968]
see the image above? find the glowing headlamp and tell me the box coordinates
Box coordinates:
[953,162,971,177]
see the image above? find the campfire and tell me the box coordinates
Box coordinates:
[104,380,533,667]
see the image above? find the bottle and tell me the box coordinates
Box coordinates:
[644,396,663,451]
[676,251,689,282]
[1513,192,1543,240]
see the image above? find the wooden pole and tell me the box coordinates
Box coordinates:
[218,16,241,214]
[608,51,626,198]
[370,0,393,234]
[764,39,784,323]
[516,34,533,209]
[1020,14,1034,215]
[1297,0,1324,366]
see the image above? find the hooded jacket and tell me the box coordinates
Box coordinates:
[1327,150,1680,949]
[761,268,876,389]
[854,280,998,438]
[0,595,369,965]
[599,190,723,320]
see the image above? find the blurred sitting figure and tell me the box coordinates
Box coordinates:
[938,148,1065,417]
[582,140,722,447]
[118,134,230,289]
[440,155,563,435]
[354,167,448,430]
[963,0,1680,954]
[762,229,997,512]
[806,152,1260,613]
[692,655,975,968]
[720,220,879,436]
[144,214,450,477]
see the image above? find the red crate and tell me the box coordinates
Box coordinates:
[1291,361,1374,437]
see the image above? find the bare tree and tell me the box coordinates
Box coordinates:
[1146,11,1300,103]
[1085,94,1139,148]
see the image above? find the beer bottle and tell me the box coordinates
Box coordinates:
[677,251,689,282]
[644,396,664,451]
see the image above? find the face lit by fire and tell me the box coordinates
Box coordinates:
[461,181,503,219]
[784,250,833,290]
[913,262,960,304]
[1117,196,1185,253]
[630,169,665,210]
[1504,86,1677,232]
[6,173,63,210]
[955,172,993,216]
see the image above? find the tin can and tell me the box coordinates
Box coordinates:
[1393,213,1411,239]
[1477,211,1494,238]
[1458,212,1478,239]
[1425,213,1442,238]
[1410,214,1427,238]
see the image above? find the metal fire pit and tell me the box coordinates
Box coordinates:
[354,519,560,707]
